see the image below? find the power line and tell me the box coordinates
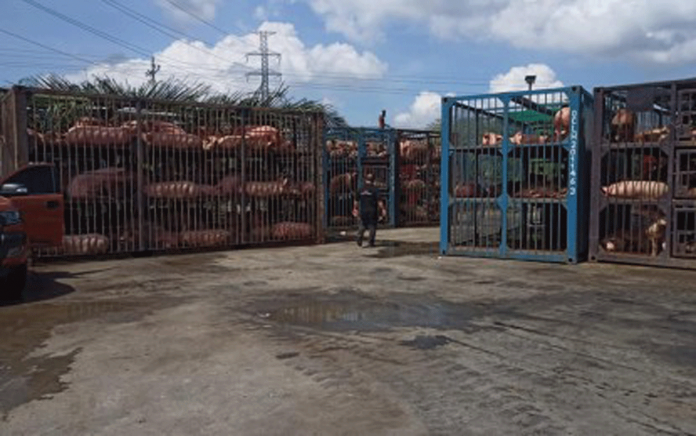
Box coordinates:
[17,0,241,79]
[246,31,281,101]
[0,27,99,66]
[101,0,194,41]
[160,0,237,35]
[99,0,250,73]
[20,0,151,58]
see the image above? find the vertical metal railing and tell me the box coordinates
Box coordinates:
[396,129,441,227]
[589,79,696,269]
[324,127,396,235]
[441,87,591,263]
[1,87,323,259]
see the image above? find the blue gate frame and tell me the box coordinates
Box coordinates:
[324,127,397,233]
[439,86,593,263]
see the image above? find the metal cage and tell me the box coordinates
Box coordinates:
[589,78,696,269]
[0,86,324,259]
[324,127,396,235]
[440,86,593,264]
[396,129,441,227]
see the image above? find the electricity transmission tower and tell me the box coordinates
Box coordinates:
[146,56,160,85]
[246,31,281,101]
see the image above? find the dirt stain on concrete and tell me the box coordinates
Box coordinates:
[368,242,439,259]
[0,297,183,418]
[399,335,453,350]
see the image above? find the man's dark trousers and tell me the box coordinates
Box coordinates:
[357,213,377,247]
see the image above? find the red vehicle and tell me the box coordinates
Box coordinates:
[0,164,64,300]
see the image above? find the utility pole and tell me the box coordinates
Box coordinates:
[246,31,281,101]
[146,56,160,85]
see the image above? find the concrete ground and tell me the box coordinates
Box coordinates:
[1,228,695,436]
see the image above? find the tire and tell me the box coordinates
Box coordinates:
[4,264,27,301]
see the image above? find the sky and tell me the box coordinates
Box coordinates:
[2,0,696,127]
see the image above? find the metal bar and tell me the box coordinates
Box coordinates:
[510,95,556,116]
[440,98,452,255]
[500,96,510,258]
[566,88,581,262]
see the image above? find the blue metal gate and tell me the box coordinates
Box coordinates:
[440,86,593,263]
[324,127,397,234]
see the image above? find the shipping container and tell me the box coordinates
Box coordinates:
[324,127,396,235]
[589,78,696,269]
[0,86,324,258]
[396,129,441,227]
[440,86,593,263]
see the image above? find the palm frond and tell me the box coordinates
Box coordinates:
[18,74,348,128]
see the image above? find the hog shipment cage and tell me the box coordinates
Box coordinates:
[0,86,324,259]
[396,129,441,227]
[324,127,397,235]
[440,86,593,264]
[590,78,696,269]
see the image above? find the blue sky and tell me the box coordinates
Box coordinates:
[2,0,696,127]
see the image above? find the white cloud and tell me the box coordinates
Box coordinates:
[297,0,696,64]
[67,22,388,95]
[489,64,564,93]
[156,0,220,23]
[394,91,443,128]
[395,64,564,128]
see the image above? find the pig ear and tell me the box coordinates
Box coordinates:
[601,187,608,194]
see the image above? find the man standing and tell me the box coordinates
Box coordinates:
[353,173,385,247]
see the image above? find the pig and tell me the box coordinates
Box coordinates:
[510,132,549,146]
[554,107,570,141]
[145,131,204,149]
[145,181,213,199]
[245,125,283,150]
[685,240,696,255]
[272,222,313,240]
[602,181,669,199]
[636,126,670,144]
[62,234,110,256]
[400,140,428,161]
[403,179,427,191]
[330,172,357,194]
[244,179,290,198]
[454,183,479,198]
[611,108,637,143]
[66,125,133,147]
[179,230,232,248]
[68,167,134,201]
[646,217,667,257]
[482,132,503,146]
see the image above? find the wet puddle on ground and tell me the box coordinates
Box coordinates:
[259,290,486,333]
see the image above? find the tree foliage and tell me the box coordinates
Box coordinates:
[18,74,348,128]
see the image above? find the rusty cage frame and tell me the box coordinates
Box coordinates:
[590,78,696,269]
[0,86,325,258]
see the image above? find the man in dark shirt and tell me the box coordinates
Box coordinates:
[353,173,385,247]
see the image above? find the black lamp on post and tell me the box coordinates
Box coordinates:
[525,75,537,91]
